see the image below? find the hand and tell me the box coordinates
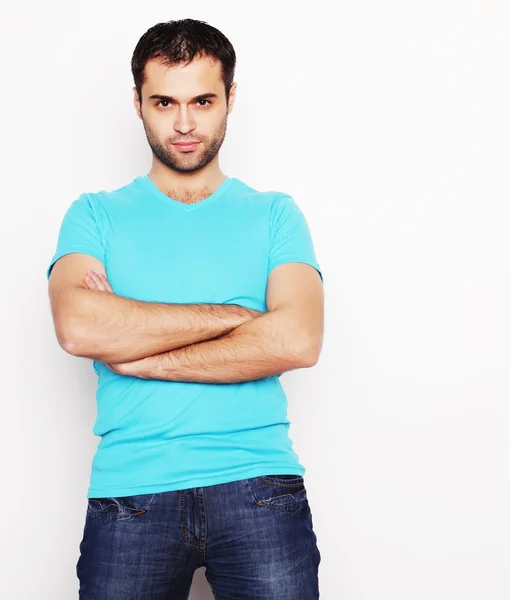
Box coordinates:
[104,356,152,378]
[84,270,114,293]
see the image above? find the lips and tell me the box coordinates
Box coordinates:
[172,141,200,151]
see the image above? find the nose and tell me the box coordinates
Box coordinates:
[174,105,196,135]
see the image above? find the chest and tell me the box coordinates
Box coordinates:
[102,203,270,308]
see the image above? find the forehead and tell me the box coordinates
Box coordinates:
[143,55,224,97]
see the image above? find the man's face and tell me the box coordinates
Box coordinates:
[134,55,236,174]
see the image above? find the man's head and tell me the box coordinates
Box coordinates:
[131,19,237,174]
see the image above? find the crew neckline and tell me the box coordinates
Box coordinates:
[136,173,235,212]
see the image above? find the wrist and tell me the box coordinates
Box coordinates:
[146,352,175,381]
[134,354,161,380]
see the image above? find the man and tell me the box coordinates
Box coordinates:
[47,18,324,599]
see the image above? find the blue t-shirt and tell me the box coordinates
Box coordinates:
[47,173,323,498]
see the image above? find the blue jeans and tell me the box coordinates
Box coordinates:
[77,474,321,599]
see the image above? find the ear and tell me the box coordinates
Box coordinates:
[133,87,142,120]
[227,82,237,114]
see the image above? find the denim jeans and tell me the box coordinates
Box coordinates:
[77,474,321,599]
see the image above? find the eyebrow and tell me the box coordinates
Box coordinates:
[148,93,218,103]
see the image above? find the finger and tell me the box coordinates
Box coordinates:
[88,271,107,292]
[84,274,100,290]
[99,273,114,293]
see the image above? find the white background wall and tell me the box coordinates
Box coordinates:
[1,1,508,598]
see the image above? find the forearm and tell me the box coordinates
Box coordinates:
[132,308,316,383]
[63,288,256,362]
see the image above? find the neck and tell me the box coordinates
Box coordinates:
[148,158,226,204]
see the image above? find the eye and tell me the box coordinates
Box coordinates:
[155,99,211,108]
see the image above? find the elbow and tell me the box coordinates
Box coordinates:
[298,335,322,368]
[56,316,100,358]
[57,320,118,362]
[56,317,86,356]
[59,337,80,356]
[300,350,320,368]
[51,290,107,359]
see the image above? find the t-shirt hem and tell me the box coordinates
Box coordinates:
[87,464,306,498]
[268,259,323,282]
[46,248,106,280]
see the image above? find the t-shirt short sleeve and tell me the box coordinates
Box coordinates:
[268,194,323,282]
[46,193,106,280]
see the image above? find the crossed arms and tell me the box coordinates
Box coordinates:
[48,253,324,383]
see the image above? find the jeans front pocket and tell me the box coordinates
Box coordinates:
[247,474,309,515]
[86,493,156,522]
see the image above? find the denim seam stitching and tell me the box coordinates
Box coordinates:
[258,476,305,488]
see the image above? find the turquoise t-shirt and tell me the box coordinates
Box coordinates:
[47,173,323,498]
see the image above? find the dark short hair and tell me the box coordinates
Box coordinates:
[131,18,236,104]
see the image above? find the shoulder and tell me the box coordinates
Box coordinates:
[76,176,143,214]
[231,176,293,211]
